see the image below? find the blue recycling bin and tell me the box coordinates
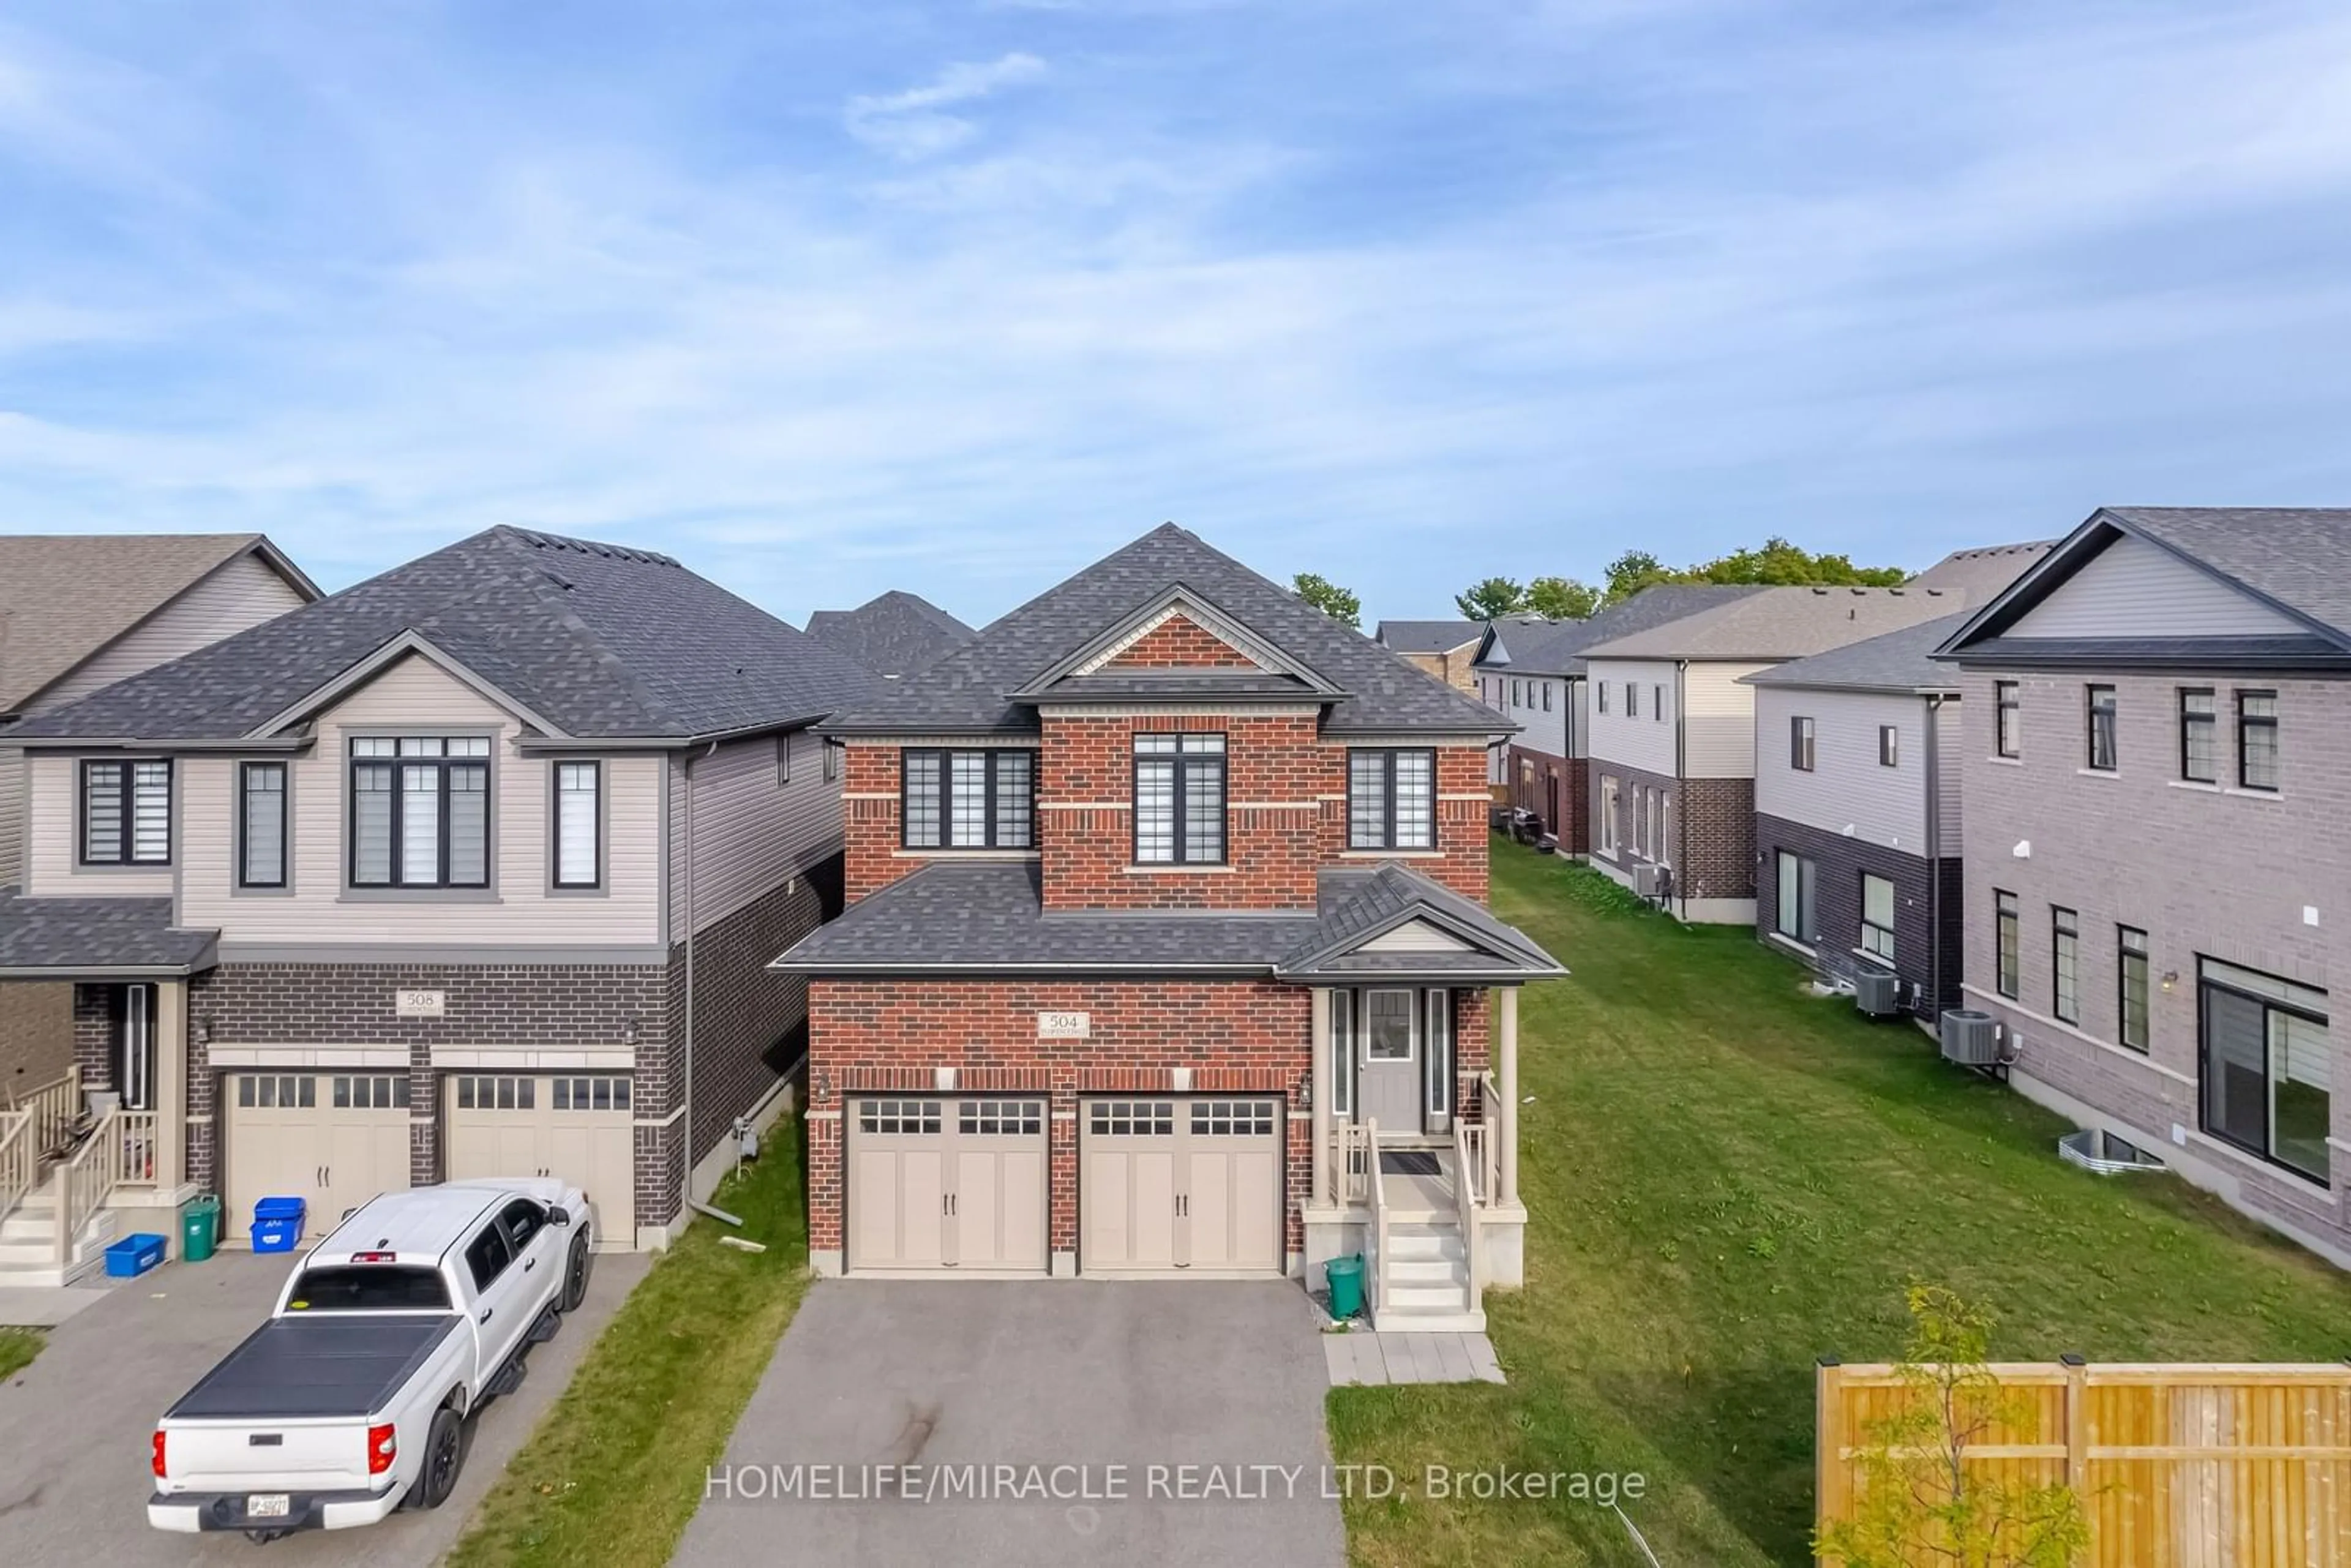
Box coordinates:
[250,1196,307,1253]
[105,1232,168,1278]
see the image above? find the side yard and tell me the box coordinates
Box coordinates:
[448,1116,811,1568]
[1330,841,2351,1566]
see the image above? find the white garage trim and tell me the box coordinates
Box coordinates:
[844,1095,1049,1278]
[207,1046,409,1068]
[428,1046,636,1070]
[1079,1095,1284,1279]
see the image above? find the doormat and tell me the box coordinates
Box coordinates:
[1379,1150,1443,1177]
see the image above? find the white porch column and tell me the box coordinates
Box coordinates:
[157,980,187,1193]
[1309,987,1332,1206]
[1498,986,1519,1206]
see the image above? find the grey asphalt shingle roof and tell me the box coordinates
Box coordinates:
[767,859,1561,977]
[0,534,315,715]
[2099,508,2351,639]
[1473,586,1765,677]
[1744,613,1974,694]
[1577,584,1968,662]
[10,527,877,741]
[0,888,218,975]
[1375,619,1482,654]
[824,524,1507,736]
[805,591,975,681]
[1905,541,2054,606]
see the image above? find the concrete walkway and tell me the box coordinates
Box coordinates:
[0,1281,115,1327]
[675,1280,1345,1568]
[1323,1329,1506,1387]
[0,1247,648,1566]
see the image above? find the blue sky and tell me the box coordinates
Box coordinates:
[3,2,2350,628]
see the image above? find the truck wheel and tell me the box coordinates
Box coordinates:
[560,1235,591,1313]
[418,1407,465,1510]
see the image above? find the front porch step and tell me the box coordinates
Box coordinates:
[1385,1256,1465,1286]
[1384,1227,1465,1263]
[0,1204,117,1287]
[1385,1282,1472,1312]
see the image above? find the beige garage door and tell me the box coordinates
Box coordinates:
[223,1073,412,1242]
[1081,1097,1284,1276]
[846,1097,1048,1274]
[444,1074,637,1252]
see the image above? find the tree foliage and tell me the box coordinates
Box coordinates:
[1526,575,1603,621]
[1454,576,1527,621]
[1813,1285,2091,1568]
[1291,572,1361,629]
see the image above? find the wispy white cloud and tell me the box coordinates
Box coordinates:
[844,52,1048,160]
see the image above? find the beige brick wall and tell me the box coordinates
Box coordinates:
[0,982,72,1102]
[1956,666,2349,1253]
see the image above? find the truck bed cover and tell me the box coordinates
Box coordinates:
[166,1315,463,1421]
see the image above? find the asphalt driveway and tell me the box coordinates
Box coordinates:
[674,1280,1345,1568]
[0,1247,647,1566]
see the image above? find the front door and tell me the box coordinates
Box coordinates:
[1359,989,1419,1133]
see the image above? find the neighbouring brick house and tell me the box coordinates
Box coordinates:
[1,534,318,1102]
[1470,587,1763,854]
[0,527,871,1278]
[772,524,1561,1329]
[1374,619,1483,696]
[1937,508,2351,1267]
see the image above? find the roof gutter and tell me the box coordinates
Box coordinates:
[10,735,314,752]
[514,712,835,753]
[1924,692,1944,1020]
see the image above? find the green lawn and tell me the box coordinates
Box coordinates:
[0,1328,41,1382]
[1330,841,2351,1567]
[446,1112,811,1568]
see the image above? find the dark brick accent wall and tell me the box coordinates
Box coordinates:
[1754,812,1957,1019]
[72,984,113,1091]
[1679,776,1757,904]
[1507,746,1586,855]
[0,982,72,1101]
[1586,759,1678,882]
[1933,855,1965,1017]
[674,862,828,1169]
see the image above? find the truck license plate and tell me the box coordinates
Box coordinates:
[246,1494,290,1519]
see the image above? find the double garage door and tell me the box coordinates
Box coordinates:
[842,1093,1283,1277]
[220,1071,635,1251]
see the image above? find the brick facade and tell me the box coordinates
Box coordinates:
[1508,745,1583,854]
[806,979,1491,1268]
[1753,812,1959,1018]
[0,981,72,1101]
[1957,666,2351,1261]
[1103,615,1257,668]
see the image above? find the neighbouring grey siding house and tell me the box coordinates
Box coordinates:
[1469,588,1761,854]
[805,589,974,680]
[1937,508,2351,1267]
[0,535,318,1105]
[0,527,873,1268]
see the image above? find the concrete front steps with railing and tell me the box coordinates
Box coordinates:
[1374,1212,1485,1334]
[0,1179,121,1288]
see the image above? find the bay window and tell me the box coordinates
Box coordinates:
[350,737,491,888]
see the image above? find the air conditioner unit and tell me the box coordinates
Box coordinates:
[1938,1009,2000,1067]
[1632,863,1659,898]
[1854,968,1902,1018]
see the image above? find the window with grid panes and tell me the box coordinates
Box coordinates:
[350,737,491,887]
[1348,749,1434,850]
[1134,733,1226,863]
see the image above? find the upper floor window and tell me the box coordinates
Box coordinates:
[350,737,491,888]
[1878,726,1899,767]
[1511,680,1522,707]
[1652,684,1665,722]
[238,762,287,888]
[554,762,601,889]
[2237,691,2279,791]
[1625,683,1638,718]
[1134,732,1224,864]
[1540,683,1551,712]
[2052,906,2080,1023]
[1995,680,2020,757]
[902,749,1033,850]
[1790,716,1815,772]
[1349,748,1434,851]
[81,759,172,866]
[1596,683,1609,715]
[2178,688,2217,783]
[2085,685,2117,772]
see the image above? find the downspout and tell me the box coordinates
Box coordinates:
[1674,661,1689,920]
[1923,694,1943,1021]
[680,738,718,1224]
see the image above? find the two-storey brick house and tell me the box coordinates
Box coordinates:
[1938,508,2350,1267]
[771,524,1561,1328]
[0,527,872,1278]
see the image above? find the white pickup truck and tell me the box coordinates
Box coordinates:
[148,1178,595,1541]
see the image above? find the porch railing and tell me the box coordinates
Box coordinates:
[11,1067,80,1163]
[0,1112,31,1232]
[1453,1116,1486,1298]
[50,1107,155,1267]
[1476,1070,1505,1206]
[1364,1117,1390,1321]
[1333,1120,1374,1206]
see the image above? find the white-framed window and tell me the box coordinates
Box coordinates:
[1597,683,1610,715]
[1598,775,1619,855]
[350,737,491,888]
[1652,684,1665,722]
[776,732,793,785]
[80,759,173,866]
[1878,726,1899,768]
[1860,873,1895,964]
[554,761,600,889]
[1626,683,1639,718]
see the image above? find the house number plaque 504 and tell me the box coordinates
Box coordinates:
[1037,1010,1090,1039]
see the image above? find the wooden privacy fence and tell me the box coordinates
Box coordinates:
[1818,1359,2351,1567]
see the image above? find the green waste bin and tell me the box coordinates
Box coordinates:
[181,1194,221,1264]
[1325,1253,1365,1319]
